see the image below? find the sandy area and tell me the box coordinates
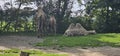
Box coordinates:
[0,36,120,56]
[0,36,42,49]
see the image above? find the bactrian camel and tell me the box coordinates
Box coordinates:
[64,23,96,36]
[34,7,56,38]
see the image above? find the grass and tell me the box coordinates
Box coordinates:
[0,49,68,56]
[0,33,119,56]
[36,33,120,47]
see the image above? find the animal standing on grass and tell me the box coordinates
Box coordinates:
[34,7,56,38]
[49,15,56,35]
[34,7,47,38]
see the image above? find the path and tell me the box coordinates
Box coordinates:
[0,36,120,56]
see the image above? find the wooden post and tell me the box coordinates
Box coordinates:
[20,51,29,56]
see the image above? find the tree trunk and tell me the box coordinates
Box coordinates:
[0,21,2,31]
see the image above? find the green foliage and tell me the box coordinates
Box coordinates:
[0,49,20,53]
[36,33,120,47]
[0,21,35,32]
[0,49,68,56]
[84,0,120,33]
[70,16,94,30]
[0,53,19,56]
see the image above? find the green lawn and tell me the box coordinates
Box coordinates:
[36,33,120,47]
[0,49,68,56]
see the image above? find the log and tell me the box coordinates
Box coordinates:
[20,51,29,56]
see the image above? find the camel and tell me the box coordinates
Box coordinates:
[34,7,47,38]
[64,23,75,36]
[34,7,56,38]
[64,23,96,36]
[48,15,56,35]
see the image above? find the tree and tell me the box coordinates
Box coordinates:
[0,0,35,32]
[78,0,120,33]
[34,0,74,33]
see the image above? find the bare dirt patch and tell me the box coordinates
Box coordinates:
[0,36,43,49]
[0,36,120,56]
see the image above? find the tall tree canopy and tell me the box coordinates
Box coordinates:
[77,0,120,33]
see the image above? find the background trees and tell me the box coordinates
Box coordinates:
[83,0,120,33]
[0,0,35,32]
[35,0,74,33]
[0,0,120,33]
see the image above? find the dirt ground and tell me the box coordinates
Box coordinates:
[0,36,120,56]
